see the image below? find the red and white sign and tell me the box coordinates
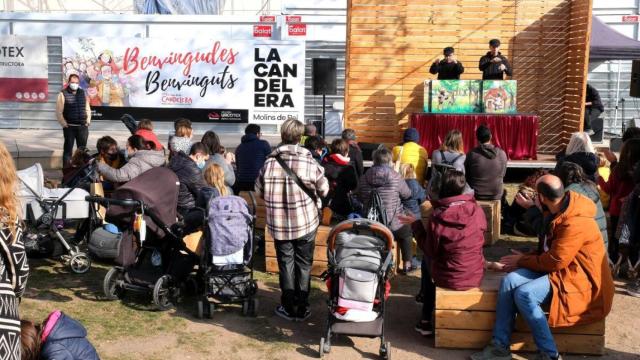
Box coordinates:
[259,15,276,23]
[253,25,273,38]
[288,23,307,37]
[286,15,302,23]
[622,15,640,23]
[0,36,48,103]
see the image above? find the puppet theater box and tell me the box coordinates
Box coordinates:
[423,80,517,114]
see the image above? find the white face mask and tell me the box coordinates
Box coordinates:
[69,83,79,91]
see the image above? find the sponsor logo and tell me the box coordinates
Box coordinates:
[260,15,276,23]
[288,23,307,36]
[286,15,301,23]
[207,111,243,121]
[623,15,639,23]
[161,94,193,105]
[253,25,273,38]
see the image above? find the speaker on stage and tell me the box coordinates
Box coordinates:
[313,58,337,95]
[631,60,640,98]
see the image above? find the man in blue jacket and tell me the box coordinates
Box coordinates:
[235,124,272,193]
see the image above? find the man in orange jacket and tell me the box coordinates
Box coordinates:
[471,175,614,360]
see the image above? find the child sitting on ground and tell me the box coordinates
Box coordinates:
[21,310,100,360]
[399,170,486,336]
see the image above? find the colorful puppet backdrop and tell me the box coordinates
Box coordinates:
[62,37,305,124]
[426,80,481,114]
[482,80,517,114]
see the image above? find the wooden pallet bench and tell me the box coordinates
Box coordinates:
[434,272,605,355]
[238,191,266,230]
[477,200,501,246]
[264,225,331,277]
[420,199,501,246]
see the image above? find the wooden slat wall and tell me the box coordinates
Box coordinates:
[345,0,592,154]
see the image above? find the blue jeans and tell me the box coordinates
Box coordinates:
[493,268,558,357]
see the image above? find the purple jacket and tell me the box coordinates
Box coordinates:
[356,165,412,231]
[412,194,486,290]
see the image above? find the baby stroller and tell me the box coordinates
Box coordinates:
[320,219,395,359]
[197,193,258,318]
[17,163,94,274]
[88,167,199,310]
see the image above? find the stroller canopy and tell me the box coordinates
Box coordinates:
[107,167,179,231]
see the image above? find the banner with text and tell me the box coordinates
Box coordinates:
[61,37,305,124]
[0,36,48,103]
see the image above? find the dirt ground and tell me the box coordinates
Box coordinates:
[20,239,640,360]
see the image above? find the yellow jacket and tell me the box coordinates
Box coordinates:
[392,142,429,184]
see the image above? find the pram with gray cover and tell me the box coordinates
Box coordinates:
[319,219,395,359]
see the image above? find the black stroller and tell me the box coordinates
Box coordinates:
[320,219,395,359]
[197,193,259,318]
[87,167,199,310]
[17,162,98,274]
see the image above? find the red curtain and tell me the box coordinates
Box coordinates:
[410,113,539,160]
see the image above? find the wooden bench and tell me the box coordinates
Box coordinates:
[477,200,501,246]
[420,200,501,246]
[434,272,605,355]
[265,225,332,277]
[238,191,266,230]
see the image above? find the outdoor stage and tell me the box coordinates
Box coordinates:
[344,0,593,155]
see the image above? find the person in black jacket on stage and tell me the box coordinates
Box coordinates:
[429,47,464,80]
[479,39,512,80]
[585,83,604,135]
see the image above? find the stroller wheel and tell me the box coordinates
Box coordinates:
[197,300,204,319]
[380,341,391,360]
[153,275,174,311]
[242,299,250,316]
[69,252,91,274]
[103,267,123,300]
[250,298,259,317]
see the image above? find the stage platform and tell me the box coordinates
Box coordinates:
[363,154,556,170]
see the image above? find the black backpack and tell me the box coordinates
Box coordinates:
[364,187,388,226]
[429,150,462,200]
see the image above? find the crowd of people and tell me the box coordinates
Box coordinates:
[2,107,639,359]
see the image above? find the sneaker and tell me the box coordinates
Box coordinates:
[533,352,562,360]
[274,305,295,321]
[470,340,512,360]
[296,308,312,322]
[414,321,433,336]
[625,281,640,298]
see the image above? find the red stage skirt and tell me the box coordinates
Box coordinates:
[409,113,539,160]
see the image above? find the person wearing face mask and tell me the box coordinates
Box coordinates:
[97,135,165,183]
[56,74,91,166]
[169,142,209,218]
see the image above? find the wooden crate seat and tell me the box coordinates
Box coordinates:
[434,272,605,355]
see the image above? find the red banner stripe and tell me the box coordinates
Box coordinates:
[0,77,48,102]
